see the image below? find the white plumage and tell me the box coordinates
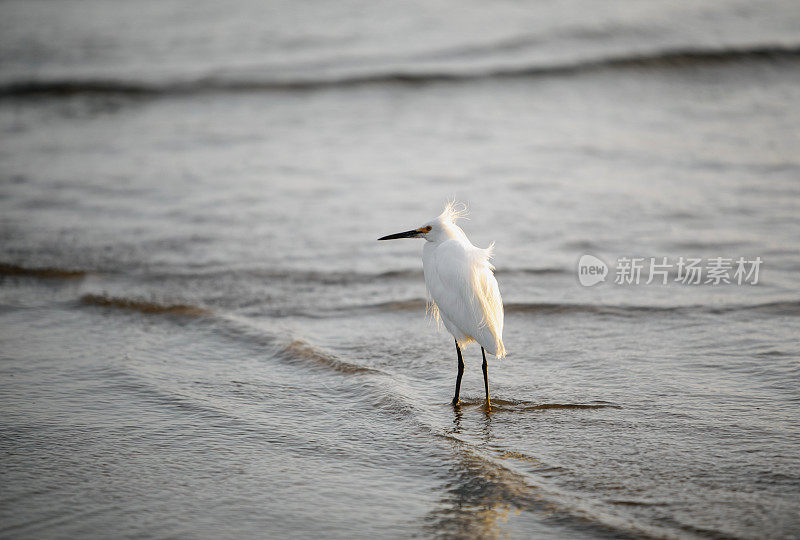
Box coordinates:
[378,201,505,407]
[421,208,505,358]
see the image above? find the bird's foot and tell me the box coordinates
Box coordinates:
[451,397,460,407]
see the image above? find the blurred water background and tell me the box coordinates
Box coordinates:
[1,1,799,538]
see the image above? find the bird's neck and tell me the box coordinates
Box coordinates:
[436,222,470,245]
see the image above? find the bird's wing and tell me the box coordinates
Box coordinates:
[425,240,505,356]
[475,251,505,357]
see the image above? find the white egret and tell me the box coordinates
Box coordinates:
[378,202,505,409]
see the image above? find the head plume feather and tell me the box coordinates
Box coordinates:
[440,200,469,223]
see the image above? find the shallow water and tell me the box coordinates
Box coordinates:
[2,1,800,538]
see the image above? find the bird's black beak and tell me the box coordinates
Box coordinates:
[378,228,423,241]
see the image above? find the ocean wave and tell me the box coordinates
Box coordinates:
[355,298,677,316]
[139,265,566,285]
[505,299,800,317]
[137,266,425,285]
[710,300,800,316]
[351,298,800,317]
[444,397,621,411]
[277,339,383,375]
[10,258,798,319]
[80,294,210,317]
[61,287,785,540]
[425,410,677,540]
[0,263,87,279]
[3,43,797,97]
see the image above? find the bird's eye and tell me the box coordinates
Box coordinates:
[423,226,432,232]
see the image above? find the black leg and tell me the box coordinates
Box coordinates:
[482,347,491,410]
[452,339,464,406]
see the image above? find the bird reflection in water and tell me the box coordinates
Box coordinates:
[423,447,537,539]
